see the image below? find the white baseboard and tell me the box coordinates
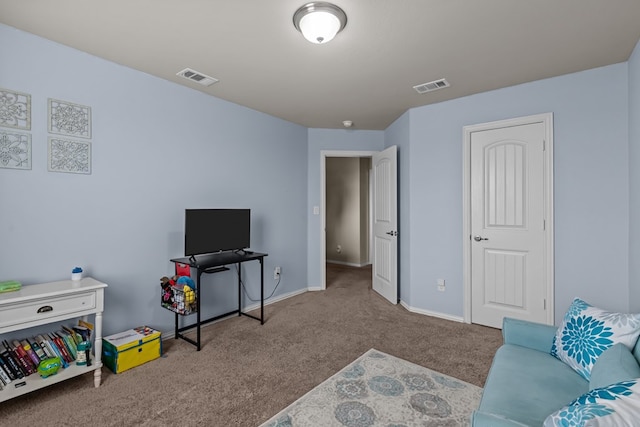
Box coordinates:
[160,288,466,342]
[399,300,465,323]
[243,287,308,312]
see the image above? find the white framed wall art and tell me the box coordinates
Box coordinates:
[0,130,31,170]
[0,88,31,130]
[48,137,91,174]
[48,98,91,139]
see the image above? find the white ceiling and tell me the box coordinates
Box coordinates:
[1,0,640,130]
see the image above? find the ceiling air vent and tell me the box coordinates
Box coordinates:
[177,68,219,87]
[413,78,450,94]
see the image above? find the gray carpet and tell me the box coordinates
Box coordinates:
[0,264,502,426]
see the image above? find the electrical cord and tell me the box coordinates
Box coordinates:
[236,264,282,302]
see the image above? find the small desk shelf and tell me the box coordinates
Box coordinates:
[170,251,267,351]
[0,277,107,402]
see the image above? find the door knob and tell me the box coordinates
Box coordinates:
[474,235,488,242]
[385,231,398,236]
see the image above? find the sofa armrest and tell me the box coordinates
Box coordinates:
[502,317,558,353]
[471,410,532,427]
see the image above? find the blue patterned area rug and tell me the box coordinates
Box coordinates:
[259,349,482,427]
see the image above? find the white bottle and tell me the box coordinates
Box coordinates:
[71,267,83,281]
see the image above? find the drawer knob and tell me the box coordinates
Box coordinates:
[37,305,53,313]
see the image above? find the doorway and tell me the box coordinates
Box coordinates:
[325,157,372,268]
[463,113,554,328]
[322,151,375,291]
[320,147,399,305]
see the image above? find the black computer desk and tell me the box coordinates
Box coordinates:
[169,251,267,350]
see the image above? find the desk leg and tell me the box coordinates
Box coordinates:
[260,257,264,324]
[238,263,242,316]
[196,269,202,351]
[174,312,178,340]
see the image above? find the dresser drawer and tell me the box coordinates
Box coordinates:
[0,291,97,329]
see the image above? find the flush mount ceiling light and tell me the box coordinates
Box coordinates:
[293,2,347,44]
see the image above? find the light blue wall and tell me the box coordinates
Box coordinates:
[2,22,637,337]
[630,39,640,313]
[306,129,384,288]
[0,24,309,336]
[404,63,630,321]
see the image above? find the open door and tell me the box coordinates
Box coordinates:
[372,146,398,304]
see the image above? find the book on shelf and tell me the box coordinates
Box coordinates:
[0,320,98,387]
[5,340,35,376]
[0,348,23,379]
[56,330,77,360]
[0,354,15,381]
[27,338,47,362]
[11,340,36,375]
[48,333,72,365]
[19,339,41,368]
[35,335,56,360]
[2,343,27,377]
[0,355,13,385]
[42,335,69,368]
[0,369,11,387]
[61,325,82,345]
[49,332,73,363]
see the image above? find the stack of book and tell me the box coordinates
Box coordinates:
[0,322,92,390]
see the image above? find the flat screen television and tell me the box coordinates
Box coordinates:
[184,209,250,257]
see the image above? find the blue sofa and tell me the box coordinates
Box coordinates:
[472,317,640,426]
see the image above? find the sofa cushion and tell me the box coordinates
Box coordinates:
[543,379,640,426]
[551,298,640,380]
[589,343,640,390]
[478,344,588,426]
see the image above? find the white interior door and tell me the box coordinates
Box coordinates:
[467,116,553,328]
[372,146,398,304]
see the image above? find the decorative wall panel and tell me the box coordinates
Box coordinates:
[48,98,91,139]
[48,137,91,174]
[0,130,31,170]
[0,88,31,130]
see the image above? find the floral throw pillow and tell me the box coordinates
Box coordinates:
[551,298,640,380]
[543,380,640,426]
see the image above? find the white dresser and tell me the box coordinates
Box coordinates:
[0,277,107,402]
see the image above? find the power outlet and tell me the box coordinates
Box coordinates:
[274,266,281,280]
[437,279,445,292]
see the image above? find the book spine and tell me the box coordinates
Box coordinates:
[73,331,82,345]
[58,331,77,359]
[0,353,17,381]
[53,333,73,363]
[2,341,28,377]
[49,333,72,365]
[20,339,41,367]
[28,338,47,361]
[8,340,35,375]
[62,325,81,345]
[0,348,23,379]
[0,356,12,385]
[35,335,55,359]
[44,335,69,368]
